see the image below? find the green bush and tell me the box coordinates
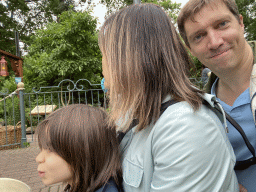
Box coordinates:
[0,76,21,125]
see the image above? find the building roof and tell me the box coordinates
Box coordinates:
[0,49,23,60]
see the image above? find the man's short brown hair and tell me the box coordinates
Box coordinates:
[177,0,240,47]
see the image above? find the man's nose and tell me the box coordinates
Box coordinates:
[207,30,224,50]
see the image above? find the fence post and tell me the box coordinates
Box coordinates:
[18,82,26,148]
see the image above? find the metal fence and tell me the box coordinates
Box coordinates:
[0,76,229,149]
[0,79,106,149]
[0,77,204,149]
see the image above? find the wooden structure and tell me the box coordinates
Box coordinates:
[0,49,23,78]
[0,122,22,150]
[30,105,57,116]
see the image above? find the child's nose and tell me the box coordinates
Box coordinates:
[36,151,45,163]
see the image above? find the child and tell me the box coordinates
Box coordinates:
[35,104,123,192]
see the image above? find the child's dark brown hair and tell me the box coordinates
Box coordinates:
[36,104,123,192]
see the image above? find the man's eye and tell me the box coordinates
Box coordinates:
[219,21,228,28]
[194,34,202,42]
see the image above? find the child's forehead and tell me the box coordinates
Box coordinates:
[38,125,53,148]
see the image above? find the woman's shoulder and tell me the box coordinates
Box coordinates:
[159,99,207,119]
[95,178,123,192]
[160,94,221,122]
[152,97,227,142]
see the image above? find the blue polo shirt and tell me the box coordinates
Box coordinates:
[211,78,256,190]
[211,78,256,161]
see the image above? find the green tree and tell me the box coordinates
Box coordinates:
[0,2,19,54]
[236,0,256,41]
[23,9,102,90]
[0,0,89,55]
[101,0,181,22]
[0,77,20,125]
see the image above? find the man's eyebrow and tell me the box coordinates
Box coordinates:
[212,15,232,25]
[188,29,204,42]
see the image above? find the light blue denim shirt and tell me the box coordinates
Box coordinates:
[211,78,256,161]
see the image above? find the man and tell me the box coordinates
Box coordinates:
[178,0,255,191]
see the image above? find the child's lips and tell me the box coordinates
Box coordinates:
[38,171,45,177]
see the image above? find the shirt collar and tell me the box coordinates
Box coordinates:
[210,77,219,96]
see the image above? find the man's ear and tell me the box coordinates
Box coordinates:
[239,14,244,30]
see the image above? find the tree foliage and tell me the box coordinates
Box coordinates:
[236,0,256,41]
[23,9,102,90]
[0,0,89,55]
[0,2,19,54]
[0,77,20,125]
[101,0,181,22]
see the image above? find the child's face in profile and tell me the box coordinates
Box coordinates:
[36,149,73,186]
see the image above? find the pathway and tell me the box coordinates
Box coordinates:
[0,135,62,192]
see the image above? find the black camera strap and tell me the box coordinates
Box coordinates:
[212,102,256,170]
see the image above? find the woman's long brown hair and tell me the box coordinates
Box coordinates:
[37,104,122,192]
[99,3,203,132]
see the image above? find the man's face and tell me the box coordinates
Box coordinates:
[184,1,246,75]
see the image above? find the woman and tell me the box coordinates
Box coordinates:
[98,3,238,191]
[36,104,123,192]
